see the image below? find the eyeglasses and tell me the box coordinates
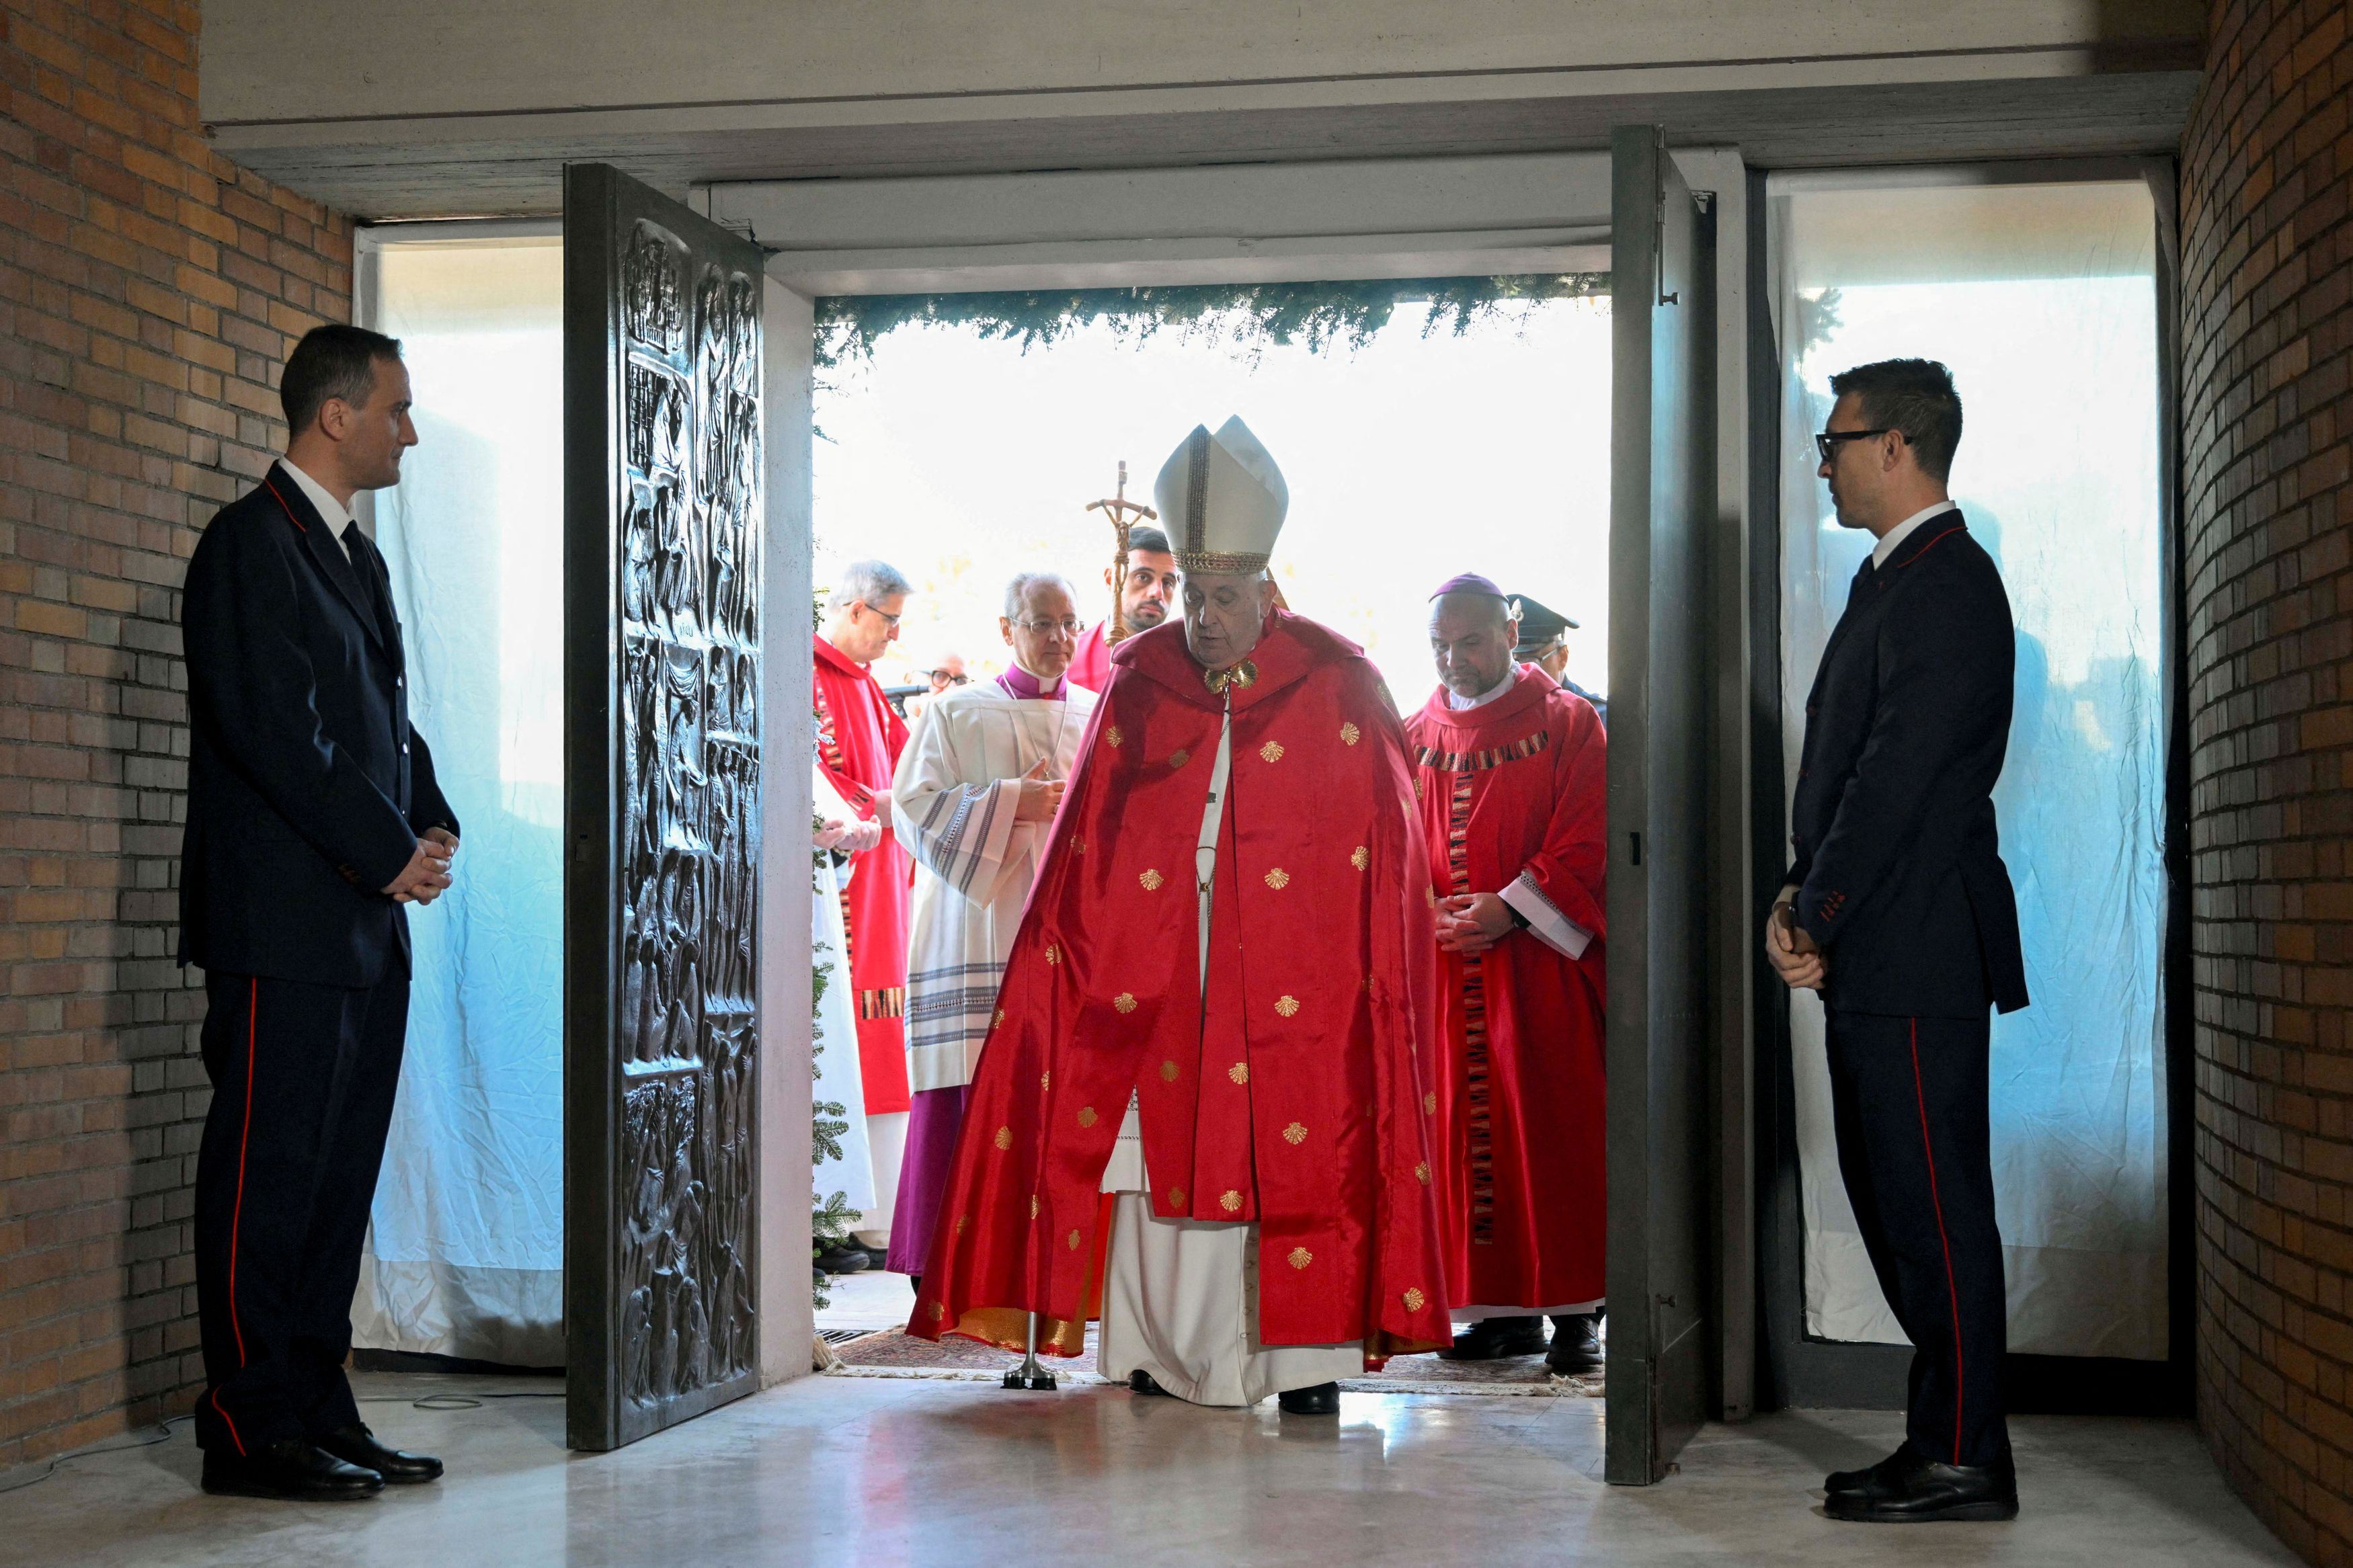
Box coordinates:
[855,601,902,628]
[1010,618,1084,637]
[928,670,969,686]
[1815,428,1893,462]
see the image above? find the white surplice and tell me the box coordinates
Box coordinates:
[890,680,1096,1094]
[811,766,877,1214]
[1094,699,1362,1406]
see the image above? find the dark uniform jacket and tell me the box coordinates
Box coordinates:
[1788,509,2029,1018]
[178,462,459,988]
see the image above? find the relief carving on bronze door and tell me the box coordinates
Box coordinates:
[566,163,766,1450]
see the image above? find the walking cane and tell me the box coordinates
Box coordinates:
[1002,1311,1057,1391]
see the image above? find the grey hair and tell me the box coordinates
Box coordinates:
[1003,571,1074,618]
[826,559,912,614]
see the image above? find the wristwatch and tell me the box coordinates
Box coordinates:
[1506,902,1531,930]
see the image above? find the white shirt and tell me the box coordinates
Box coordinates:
[281,458,356,561]
[1870,499,1958,569]
[1445,663,1523,711]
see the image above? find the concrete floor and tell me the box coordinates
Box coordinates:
[0,1372,2297,1568]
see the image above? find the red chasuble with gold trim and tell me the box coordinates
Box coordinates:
[910,610,1455,1360]
[1406,666,1608,1310]
[813,634,913,1116]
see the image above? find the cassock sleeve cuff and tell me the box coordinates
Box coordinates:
[1503,873,1591,960]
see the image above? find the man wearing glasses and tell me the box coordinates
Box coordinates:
[1768,358,2030,1523]
[815,559,918,1267]
[886,573,1096,1282]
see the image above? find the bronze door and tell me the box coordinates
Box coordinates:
[1604,125,1718,1485]
[563,162,766,1450]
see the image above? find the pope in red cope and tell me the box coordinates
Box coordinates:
[912,418,1455,1413]
[813,560,916,1249]
[1406,576,1609,1372]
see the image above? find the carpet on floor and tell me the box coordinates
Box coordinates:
[828,1326,1602,1397]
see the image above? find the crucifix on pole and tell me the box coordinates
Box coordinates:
[1086,460,1160,646]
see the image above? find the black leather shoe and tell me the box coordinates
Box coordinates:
[1437,1316,1548,1362]
[316,1423,443,1484]
[201,1438,384,1501]
[1546,1313,1603,1374]
[1127,1369,1171,1397]
[1825,1440,1914,1497]
[814,1238,871,1275]
[1277,1382,1341,1415]
[1825,1446,2017,1522]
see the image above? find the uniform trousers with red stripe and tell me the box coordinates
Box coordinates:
[1823,1007,2011,1469]
[192,968,408,1454]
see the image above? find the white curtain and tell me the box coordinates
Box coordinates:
[353,237,565,1364]
[1771,178,2169,1360]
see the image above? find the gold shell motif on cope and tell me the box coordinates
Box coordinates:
[954,1215,969,1237]
[928,1301,947,1321]
[1068,1229,1083,1251]
[1040,1071,1051,1090]
[994,1125,1014,1150]
[1044,943,1062,964]
[1414,1161,1431,1184]
[1287,1247,1313,1270]
[1106,725,1124,747]
[1077,1106,1098,1128]
[1340,721,1361,745]
[1423,1091,1438,1114]
[1228,1061,1249,1085]
[1159,1059,1179,1081]
[1220,1190,1243,1212]
[1030,1194,1040,1218]
[1351,845,1369,870]
[1167,1186,1185,1207]
[1274,995,1300,1017]
[1139,868,1165,891]
[1282,1121,1308,1145]
[1168,749,1189,768]
[1403,1287,1427,1313]
[1264,868,1291,890]
[994,1007,1007,1029]
[1259,740,1285,764]
[1114,992,1138,1014]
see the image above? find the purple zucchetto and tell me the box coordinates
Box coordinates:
[1430,573,1509,601]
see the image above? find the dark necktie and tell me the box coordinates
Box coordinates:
[344,528,400,652]
[1851,554,1877,597]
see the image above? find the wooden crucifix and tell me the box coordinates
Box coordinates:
[1085,460,1159,646]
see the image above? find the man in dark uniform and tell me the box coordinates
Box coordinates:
[180,325,460,1501]
[1766,358,2030,1524]
[1508,593,1605,727]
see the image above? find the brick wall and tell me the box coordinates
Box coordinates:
[2180,1,2353,1562]
[0,0,351,1468]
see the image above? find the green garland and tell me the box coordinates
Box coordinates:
[813,274,1609,369]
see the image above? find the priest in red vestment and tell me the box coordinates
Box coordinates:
[1407,575,1608,1373]
[814,559,916,1260]
[912,419,1454,1413]
[1066,524,1176,693]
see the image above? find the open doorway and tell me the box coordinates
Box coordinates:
[803,281,1618,1400]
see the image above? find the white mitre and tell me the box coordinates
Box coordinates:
[1152,417,1289,575]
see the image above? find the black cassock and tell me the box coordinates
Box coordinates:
[179,463,458,1454]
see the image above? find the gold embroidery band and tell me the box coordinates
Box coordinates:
[1174,549,1271,575]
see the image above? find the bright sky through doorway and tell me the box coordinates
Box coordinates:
[811,298,1612,704]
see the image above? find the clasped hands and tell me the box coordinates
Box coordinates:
[1763,887,1825,991]
[383,827,460,906]
[815,815,884,854]
[1436,891,1515,956]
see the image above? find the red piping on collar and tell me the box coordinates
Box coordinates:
[1890,521,1966,567]
[261,477,308,532]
